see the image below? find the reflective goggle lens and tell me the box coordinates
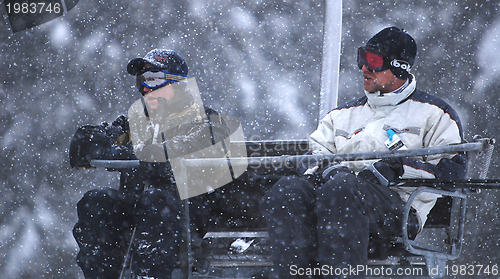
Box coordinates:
[136,70,188,93]
[142,70,169,88]
[357,47,386,72]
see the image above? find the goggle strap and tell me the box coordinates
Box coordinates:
[140,70,188,90]
[164,72,188,84]
[390,59,411,72]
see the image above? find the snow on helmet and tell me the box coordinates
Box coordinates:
[127,49,188,76]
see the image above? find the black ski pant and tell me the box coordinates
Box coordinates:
[73,187,208,279]
[260,171,419,279]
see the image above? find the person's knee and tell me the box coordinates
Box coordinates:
[261,175,313,213]
[77,188,120,216]
[136,188,180,221]
[315,171,360,209]
[74,188,131,244]
[319,171,358,194]
[82,187,120,200]
[269,175,307,199]
[76,244,124,279]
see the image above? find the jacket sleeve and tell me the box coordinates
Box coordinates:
[401,106,467,180]
[309,111,337,155]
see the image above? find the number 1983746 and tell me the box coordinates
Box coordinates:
[5,2,62,14]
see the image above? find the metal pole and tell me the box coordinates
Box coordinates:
[177,160,192,278]
[319,0,342,119]
[90,159,140,168]
[90,141,491,171]
[182,142,487,169]
[119,184,151,279]
[394,179,500,189]
[119,227,137,279]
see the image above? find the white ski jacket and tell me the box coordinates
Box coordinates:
[309,76,467,228]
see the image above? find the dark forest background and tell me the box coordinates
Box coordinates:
[0,0,498,278]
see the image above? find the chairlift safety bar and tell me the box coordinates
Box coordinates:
[182,139,493,169]
[90,138,494,171]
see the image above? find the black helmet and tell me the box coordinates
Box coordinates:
[127,49,188,76]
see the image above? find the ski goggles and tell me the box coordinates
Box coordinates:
[357,47,388,72]
[136,69,188,93]
[357,47,411,73]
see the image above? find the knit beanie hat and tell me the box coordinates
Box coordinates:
[365,26,417,78]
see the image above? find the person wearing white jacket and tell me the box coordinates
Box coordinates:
[261,27,466,279]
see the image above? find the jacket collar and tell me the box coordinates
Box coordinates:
[364,74,416,107]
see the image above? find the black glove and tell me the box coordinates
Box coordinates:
[320,164,354,183]
[111,114,129,131]
[104,115,129,141]
[69,124,114,168]
[302,163,353,184]
[69,119,138,168]
[361,158,404,186]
